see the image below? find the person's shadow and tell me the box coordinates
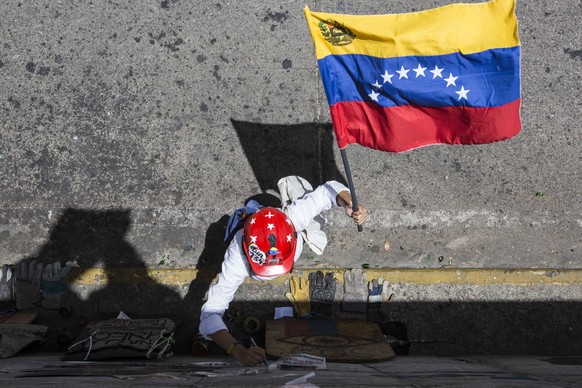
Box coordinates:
[15,208,186,352]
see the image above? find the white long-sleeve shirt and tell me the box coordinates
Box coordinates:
[199,180,349,339]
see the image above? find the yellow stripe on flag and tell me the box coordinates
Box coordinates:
[304,0,519,60]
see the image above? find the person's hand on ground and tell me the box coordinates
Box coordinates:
[231,343,266,366]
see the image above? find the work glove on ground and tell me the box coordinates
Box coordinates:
[285,276,311,318]
[0,265,15,309]
[309,271,336,316]
[341,268,368,313]
[367,277,393,321]
[14,260,44,310]
[41,262,73,310]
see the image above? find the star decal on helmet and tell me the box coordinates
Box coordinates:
[267,223,275,230]
[265,211,275,219]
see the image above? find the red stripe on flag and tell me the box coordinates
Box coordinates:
[330,99,521,153]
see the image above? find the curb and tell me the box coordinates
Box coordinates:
[68,267,582,286]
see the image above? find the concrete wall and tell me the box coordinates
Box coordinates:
[1,0,581,270]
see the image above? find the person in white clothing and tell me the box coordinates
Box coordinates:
[199,180,367,366]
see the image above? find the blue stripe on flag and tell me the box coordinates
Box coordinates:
[318,46,520,108]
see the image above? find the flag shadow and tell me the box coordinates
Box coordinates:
[231,120,347,192]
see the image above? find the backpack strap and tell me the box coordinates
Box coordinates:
[224,199,263,242]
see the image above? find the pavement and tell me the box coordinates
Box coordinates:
[2,353,582,387]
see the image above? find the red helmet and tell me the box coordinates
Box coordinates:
[242,207,297,277]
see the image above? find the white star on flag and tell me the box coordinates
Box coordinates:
[267,223,275,230]
[396,66,409,79]
[455,86,470,100]
[444,73,458,87]
[368,90,380,101]
[367,62,471,104]
[430,65,444,79]
[413,64,427,77]
[381,70,394,84]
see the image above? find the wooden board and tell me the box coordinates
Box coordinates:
[265,317,395,363]
[0,310,38,324]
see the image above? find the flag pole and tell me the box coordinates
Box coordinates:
[340,148,363,232]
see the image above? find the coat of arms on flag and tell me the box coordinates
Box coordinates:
[305,0,521,153]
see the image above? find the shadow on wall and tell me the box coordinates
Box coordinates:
[231,120,347,192]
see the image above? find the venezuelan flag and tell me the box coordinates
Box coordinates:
[304,0,521,153]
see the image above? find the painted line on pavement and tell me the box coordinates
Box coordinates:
[68,267,582,286]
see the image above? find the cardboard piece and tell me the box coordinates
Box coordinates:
[265,317,395,363]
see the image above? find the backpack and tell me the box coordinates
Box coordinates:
[223,199,263,243]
